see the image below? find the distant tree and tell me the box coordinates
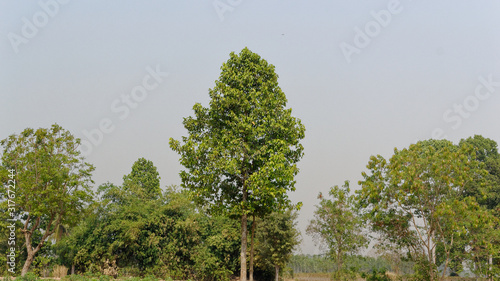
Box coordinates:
[356,139,486,281]
[287,254,398,275]
[122,157,161,198]
[169,47,305,281]
[255,209,301,281]
[307,181,368,280]
[459,135,500,209]
[458,135,500,280]
[0,124,94,276]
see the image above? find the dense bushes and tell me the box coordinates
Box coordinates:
[55,185,241,280]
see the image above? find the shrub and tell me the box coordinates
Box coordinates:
[53,265,69,278]
[101,259,118,278]
[65,274,89,281]
[18,272,40,281]
[361,268,391,281]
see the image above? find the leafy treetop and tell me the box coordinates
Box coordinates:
[122,157,161,199]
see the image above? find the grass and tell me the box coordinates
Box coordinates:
[293,272,365,281]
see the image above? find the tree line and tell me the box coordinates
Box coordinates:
[1,48,303,281]
[305,136,500,281]
[0,146,300,280]
[1,47,499,281]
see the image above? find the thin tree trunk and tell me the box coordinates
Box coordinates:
[21,232,44,276]
[275,264,279,281]
[337,252,343,281]
[430,231,436,281]
[21,252,35,276]
[71,264,75,275]
[241,213,248,281]
[474,260,478,281]
[240,186,248,281]
[21,214,57,276]
[249,215,256,281]
[489,254,493,281]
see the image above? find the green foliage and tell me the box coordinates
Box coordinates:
[169,47,305,216]
[17,272,40,281]
[355,137,500,280]
[2,276,15,281]
[122,157,161,199]
[169,47,305,280]
[56,184,240,280]
[361,268,390,281]
[255,209,301,280]
[32,254,54,277]
[356,139,489,280]
[190,213,241,281]
[408,257,436,281]
[65,274,88,281]
[307,181,368,280]
[456,135,500,279]
[0,124,94,275]
[288,254,400,275]
[288,254,336,273]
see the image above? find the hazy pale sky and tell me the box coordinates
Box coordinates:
[2,1,500,255]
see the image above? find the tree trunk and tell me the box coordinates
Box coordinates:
[473,259,478,281]
[21,230,42,276]
[430,231,436,281]
[337,251,343,281]
[488,254,493,281]
[21,216,53,276]
[275,264,279,281]
[21,252,35,276]
[249,215,256,281]
[241,213,248,281]
[71,264,75,275]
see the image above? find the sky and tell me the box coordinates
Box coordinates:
[1,1,500,255]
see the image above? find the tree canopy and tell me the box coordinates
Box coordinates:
[356,139,496,281]
[122,157,161,199]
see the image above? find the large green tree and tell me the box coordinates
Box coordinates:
[307,181,368,280]
[0,124,94,276]
[169,47,305,281]
[356,139,485,281]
